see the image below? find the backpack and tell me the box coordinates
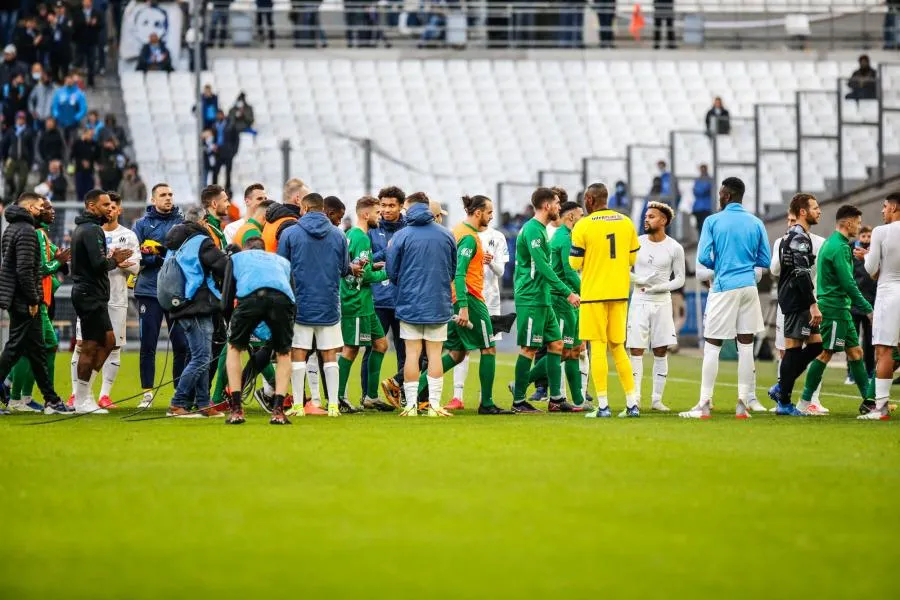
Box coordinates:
[157,251,187,311]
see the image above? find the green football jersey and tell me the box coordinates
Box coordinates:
[340,227,387,317]
[550,225,581,297]
[514,218,572,307]
[816,230,872,319]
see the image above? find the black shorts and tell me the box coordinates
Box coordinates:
[228,289,294,355]
[784,310,819,341]
[74,300,113,343]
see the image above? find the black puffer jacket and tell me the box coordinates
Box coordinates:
[165,222,229,320]
[0,205,41,311]
[71,211,116,309]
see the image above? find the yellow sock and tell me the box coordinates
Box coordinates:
[590,342,608,399]
[610,343,635,395]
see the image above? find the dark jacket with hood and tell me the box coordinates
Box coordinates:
[132,205,184,298]
[0,205,42,311]
[264,202,301,247]
[386,203,456,325]
[277,210,350,326]
[164,222,229,320]
[369,213,406,310]
[71,211,117,308]
[852,244,877,316]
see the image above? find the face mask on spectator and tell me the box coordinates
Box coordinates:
[32,72,41,81]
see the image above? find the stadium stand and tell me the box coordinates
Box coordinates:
[123,51,898,223]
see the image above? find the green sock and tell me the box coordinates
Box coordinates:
[565,359,583,405]
[418,354,457,394]
[211,347,228,403]
[261,363,276,387]
[479,354,496,407]
[366,350,385,399]
[801,359,827,401]
[848,359,870,401]
[866,376,875,400]
[527,356,547,384]
[513,354,533,402]
[9,358,27,400]
[547,352,562,398]
[19,358,36,399]
[338,355,353,400]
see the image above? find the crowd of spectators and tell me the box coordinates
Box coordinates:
[196,85,255,197]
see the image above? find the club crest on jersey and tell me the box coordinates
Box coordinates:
[460,248,473,258]
[530,239,541,249]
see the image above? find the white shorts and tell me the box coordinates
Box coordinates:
[292,322,343,350]
[703,286,765,340]
[775,306,785,351]
[400,321,448,342]
[872,294,900,347]
[626,300,677,349]
[76,305,128,346]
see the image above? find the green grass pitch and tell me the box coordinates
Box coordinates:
[1,351,897,599]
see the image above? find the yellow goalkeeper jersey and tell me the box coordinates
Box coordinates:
[569,209,640,302]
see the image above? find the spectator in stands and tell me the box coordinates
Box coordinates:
[845,54,877,101]
[292,0,327,48]
[558,0,585,48]
[196,84,219,130]
[28,64,55,129]
[201,127,216,184]
[71,127,98,201]
[85,108,103,140]
[117,163,147,204]
[0,1,17,48]
[51,71,87,147]
[256,0,275,48]
[99,113,127,150]
[595,0,615,48]
[13,15,47,66]
[209,0,232,47]
[692,163,713,236]
[608,180,629,214]
[0,111,34,202]
[657,160,678,206]
[45,158,67,201]
[73,0,102,88]
[97,135,124,191]
[653,0,676,50]
[212,110,239,194]
[705,96,730,135]
[37,116,65,175]
[48,2,73,83]
[421,0,453,47]
[228,92,255,134]
[850,225,876,383]
[0,44,26,88]
[1,71,30,128]
[136,32,173,73]
[887,0,899,50]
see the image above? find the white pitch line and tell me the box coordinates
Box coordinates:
[488,357,864,401]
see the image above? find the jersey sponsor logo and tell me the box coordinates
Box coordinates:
[530,239,542,249]
[530,334,544,344]
[563,335,574,345]
[592,214,622,222]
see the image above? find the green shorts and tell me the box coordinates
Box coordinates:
[341,314,384,347]
[40,305,58,350]
[446,297,495,351]
[820,315,859,352]
[552,299,580,348]
[516,304,562,348]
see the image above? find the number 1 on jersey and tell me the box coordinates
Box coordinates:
[607,233,616,258]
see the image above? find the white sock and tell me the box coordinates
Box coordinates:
[71,345,81,398]
[629,354,643,406]
[262,379,274,396]
[580,348,590,394]
[875,378,892,410]
[75,379,91,409]
[811,381,823,404]
[403,382,419,410]
[323,362,340,408]
[307,354,321,403]
[100,348,120,397]
[625,391,638,409]
[595,395,609,410]
[427,375,443,409]
[737,342,755,402]
[453,354,469,399]
[89,370,97,402]
[291,362,307,404]
[699,343,721,407]
[652,355,668,403]
[776,356,782,380]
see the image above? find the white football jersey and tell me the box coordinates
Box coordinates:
[478,227,509,316]
[631,235,686,304]
[224,218,244,245]
[104,224,140,308]
[865,221,900,291]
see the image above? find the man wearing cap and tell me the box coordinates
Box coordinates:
[0,44,27,88]
[1,111,35,202]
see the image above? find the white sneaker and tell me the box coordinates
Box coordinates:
[807,401,829,415]
[74,401,108,415]
[9,399,40,412]
[857,406,889,420]
[735,400,751,419]
[138,392,153,409]
[844,376,855,385]
[650,401,671,412]
[679,403,710,419]
[746,399,769,412]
